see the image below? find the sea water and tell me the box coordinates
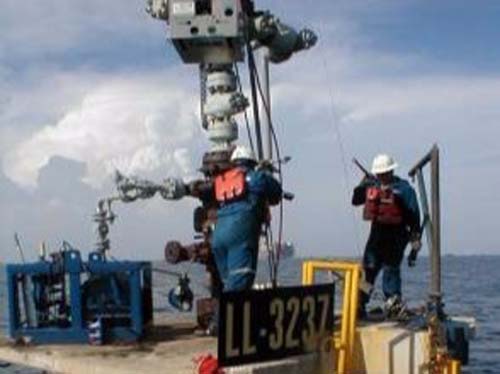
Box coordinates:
[0,256,498,373]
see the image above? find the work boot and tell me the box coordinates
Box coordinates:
[206,319,218,337]
[196,307,219,337]
[385,296,407,320]
[194,319,218,337]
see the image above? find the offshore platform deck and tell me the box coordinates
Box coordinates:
[0,314,329,374]
[0,316,464,374]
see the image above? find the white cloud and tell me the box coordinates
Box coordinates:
[3,72,202,188]
[271,39,500,131]
[1,0,499,257]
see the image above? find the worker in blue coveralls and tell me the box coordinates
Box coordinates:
[352,154,421,319]
[212,145,283,292]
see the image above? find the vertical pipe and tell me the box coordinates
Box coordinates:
[262,48,273,160]
[431,145,441,299]
[247,45,264,160]
[199,64,208,130]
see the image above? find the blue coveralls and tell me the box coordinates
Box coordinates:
[212,167,282,292]
[352,176,420,309]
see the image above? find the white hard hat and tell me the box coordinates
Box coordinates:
[371,154,398,174]
[231,145,256,163]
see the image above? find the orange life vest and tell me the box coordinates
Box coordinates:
[214,168,247,203]
[363,186,403,225]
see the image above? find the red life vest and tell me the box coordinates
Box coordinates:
[363,186,403,225]
[214,168,247,203]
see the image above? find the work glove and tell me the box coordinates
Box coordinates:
[407,248,419,268]
[408,236,422,267]
[411,237,422,251]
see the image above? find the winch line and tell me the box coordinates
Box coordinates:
[239,22,274,281]
[248,47,281,285]
[316,18,363,258]
[242,37,280,284]
[247,46,285,286]
[239,30,276,284]
[255,75,284,285]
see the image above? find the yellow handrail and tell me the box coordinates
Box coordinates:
[444,360,461,374]
[302,260,462,374]
[302,260,361,374]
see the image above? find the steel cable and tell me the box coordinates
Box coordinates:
[247,46,285,286]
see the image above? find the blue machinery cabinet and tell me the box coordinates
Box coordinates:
[6,250,153,344]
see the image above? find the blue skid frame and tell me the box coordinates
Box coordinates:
[6,250,152,344]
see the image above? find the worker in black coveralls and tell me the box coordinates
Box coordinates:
[352,154,421,318]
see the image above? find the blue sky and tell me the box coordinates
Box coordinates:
[363,1,500,72]
[1,0,499,261]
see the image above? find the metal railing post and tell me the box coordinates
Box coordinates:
[430,145,442,303]
[409,144,443,312]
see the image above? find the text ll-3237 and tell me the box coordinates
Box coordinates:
[218,283,335,367]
